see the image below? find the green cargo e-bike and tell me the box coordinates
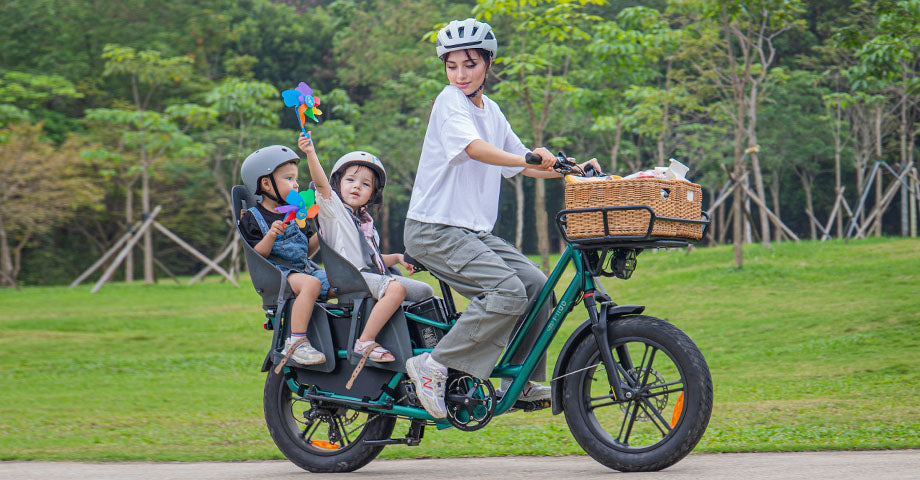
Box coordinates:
[231,153,712,473]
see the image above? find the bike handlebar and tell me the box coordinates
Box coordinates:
[524,150,603,177]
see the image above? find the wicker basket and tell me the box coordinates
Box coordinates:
[563,178,703,240]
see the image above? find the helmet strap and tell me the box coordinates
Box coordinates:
[260,175,286,204]
[465,57,491,99]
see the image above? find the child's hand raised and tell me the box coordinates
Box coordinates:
[298,132,315,156]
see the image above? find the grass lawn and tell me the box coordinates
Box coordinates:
[1,237,918,461]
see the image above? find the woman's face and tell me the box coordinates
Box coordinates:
[444,50,490,97]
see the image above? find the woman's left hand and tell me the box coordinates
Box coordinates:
[578,157,602,175]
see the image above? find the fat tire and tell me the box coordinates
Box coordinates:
[562,315,712,472]
[263,368,396,472]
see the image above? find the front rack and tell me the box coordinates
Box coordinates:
[555,206,711,278]
[555,205,711,250]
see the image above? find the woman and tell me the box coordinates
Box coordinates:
[403,18,598,419]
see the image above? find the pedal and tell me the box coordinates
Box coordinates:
[513,399,551,412]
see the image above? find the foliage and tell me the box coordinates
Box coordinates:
[0,123,104,286]
[1,0,919,284]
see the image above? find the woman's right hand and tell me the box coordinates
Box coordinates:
[530,147,556,171]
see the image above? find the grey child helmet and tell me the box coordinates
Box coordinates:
[240,145,300,201]
[435,18,497,59]
[329,151,387,205]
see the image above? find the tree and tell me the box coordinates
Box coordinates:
[93,45,196,283]
[677,0,804,266]
[838,0,920,237]
[0,123,103,287]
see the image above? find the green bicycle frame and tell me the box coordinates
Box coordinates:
[284,243,595,424]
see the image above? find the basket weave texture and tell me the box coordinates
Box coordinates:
[563,178,703,240]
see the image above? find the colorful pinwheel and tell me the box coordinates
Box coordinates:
[276,189,320,228]
[281,82,322,136]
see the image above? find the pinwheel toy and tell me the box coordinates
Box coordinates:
[276,189,320,228]
[281,82,322,136]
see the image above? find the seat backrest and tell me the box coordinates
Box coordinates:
[231,185,290,308]
[315,230,372,305]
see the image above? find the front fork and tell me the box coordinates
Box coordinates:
[584,293,635,402]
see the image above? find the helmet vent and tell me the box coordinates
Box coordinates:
[472,26,479,36]
[486,32,494,40]
[458,26,465,37]
[446,31,453,39]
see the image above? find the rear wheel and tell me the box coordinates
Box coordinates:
[263,368,396,472]
[562,315,712,472]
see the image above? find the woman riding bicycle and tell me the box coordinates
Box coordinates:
[403,18,599,419]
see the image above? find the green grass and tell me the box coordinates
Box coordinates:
[1,237,918,460]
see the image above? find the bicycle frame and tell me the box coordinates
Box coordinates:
[281,242,613,428]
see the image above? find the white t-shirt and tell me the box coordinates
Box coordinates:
[406,85,528,232]
[315,191,381,272]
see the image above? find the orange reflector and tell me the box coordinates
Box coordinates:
[311,440,340,450]
[670,392,684,427]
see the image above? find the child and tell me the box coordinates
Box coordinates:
[297,133,433,363]
[239,145,331,366]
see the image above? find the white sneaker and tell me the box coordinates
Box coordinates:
[283,337,326,365]
[405,353,448,419]
[498,379,551,402]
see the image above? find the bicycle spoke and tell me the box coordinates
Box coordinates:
[336,416,351,445]
[620,398,643,445]
[639,396,672,435]
[301,419,321,442]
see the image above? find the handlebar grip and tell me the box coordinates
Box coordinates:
[524,152,543,165]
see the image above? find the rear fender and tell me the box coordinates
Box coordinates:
[550,304,645,415]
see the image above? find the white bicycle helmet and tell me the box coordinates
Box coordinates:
[435,18,498,59]
[330,151,387,205]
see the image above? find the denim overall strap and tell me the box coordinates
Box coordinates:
[247,207,313,274]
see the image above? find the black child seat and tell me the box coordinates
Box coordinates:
[231,185,413,385]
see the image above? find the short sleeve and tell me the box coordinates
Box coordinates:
[434,88,481,163]
[501,119,527,178]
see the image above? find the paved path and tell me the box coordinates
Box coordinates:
[3,450,919,479]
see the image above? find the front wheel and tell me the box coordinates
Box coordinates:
[562,315,712,472]
[263,368,396,472]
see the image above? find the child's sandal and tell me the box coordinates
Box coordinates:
[353,339,395,363]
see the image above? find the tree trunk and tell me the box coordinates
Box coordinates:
[899,86,909,237]
[0,215,13,287]
[771,170,782,242]
[799,169,816,240]
[874,105,883,237]
[514,176,525,250]
[747,116,770,247]
[125,185,134,283]
[833,102,843,238]
[610,120,622,174]
[534,178,550,274]
[142,162,154,283]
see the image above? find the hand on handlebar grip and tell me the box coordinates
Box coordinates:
[525,147,556,171]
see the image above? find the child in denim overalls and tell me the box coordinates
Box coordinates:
[240,145,331,366]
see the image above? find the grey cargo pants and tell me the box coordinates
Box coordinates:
[404,219,549,381]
